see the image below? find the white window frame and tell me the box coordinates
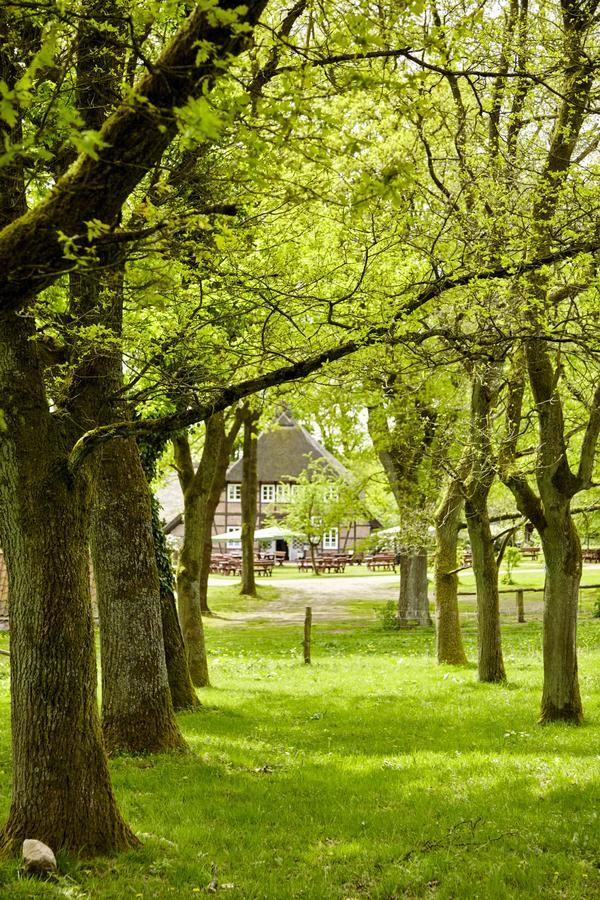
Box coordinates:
[322,528,339,550]
[261,483,275,503]
[226,525,241,548]
[276,483,291,503]
[227,483,241,502]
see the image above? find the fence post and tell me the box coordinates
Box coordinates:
[516,589,525,623]
[303,606,312,664]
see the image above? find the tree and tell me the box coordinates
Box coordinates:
[0,0,267,852]
[173,410,243,684]
[240,403,260,597]
[138,434,200,711]
[434,462,469,666]
[274,459,368,572]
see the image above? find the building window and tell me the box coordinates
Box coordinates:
[276,483,291,503]
[227,526,241,548]
[227,483,241,502]
[324,485,339,501]
[261,484,275,503]
[322,529,339,550]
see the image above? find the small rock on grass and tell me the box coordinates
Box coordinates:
[22,839,57,874]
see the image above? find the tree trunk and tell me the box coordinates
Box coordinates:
[138,435,200,711]
[161,587,200,709]
[464,364,506,683]
[176,501,211,687]
[539,509,582,723]
[398,550,431,626]
[434,476,468,665]
[240,408,259,597]
[466,499,506,683]
[309,541,320,575]
[91,437,186,753]
[0,313,137,854]
[175,413,242,636]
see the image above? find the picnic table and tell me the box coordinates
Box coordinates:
[520,546,540,560]
[210,555,242,576]
[582,548,600,563]
[254,559,274,576]
[365,554,397,572]
[297,557,346,574]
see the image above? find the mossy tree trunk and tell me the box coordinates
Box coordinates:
[434,473,468,665]
[539,508,582,721]
[91,436,186,753]
[174,410,243,686]
[71,253,185,752]
[240,404,259,597]
[0,313,137,854]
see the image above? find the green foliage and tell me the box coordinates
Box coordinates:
[502,546,522,585]
[378,599,401,630]
[268,458,369,546]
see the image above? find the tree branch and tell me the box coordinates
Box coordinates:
[576,379,600,489]
[0,0,267,314]
[67,237,600,473]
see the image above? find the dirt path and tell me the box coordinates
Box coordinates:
[211,574,400,625]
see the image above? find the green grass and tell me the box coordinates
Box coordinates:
[0,583,599,899]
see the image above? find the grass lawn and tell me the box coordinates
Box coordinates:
[0,580,599,899]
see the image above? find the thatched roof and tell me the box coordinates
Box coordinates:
[226,411,348,483]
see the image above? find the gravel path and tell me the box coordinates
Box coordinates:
[212,574,400,625]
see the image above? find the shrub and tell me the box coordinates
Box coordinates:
[379,600,401,631]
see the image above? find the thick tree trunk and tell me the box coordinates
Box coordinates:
[466,499,506,683]
[434,477,468,665]
[91,437,185,753]
[398,550,431,626]
[539,510,582,723]
[0,314,136,854]
[240,408,259,597]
